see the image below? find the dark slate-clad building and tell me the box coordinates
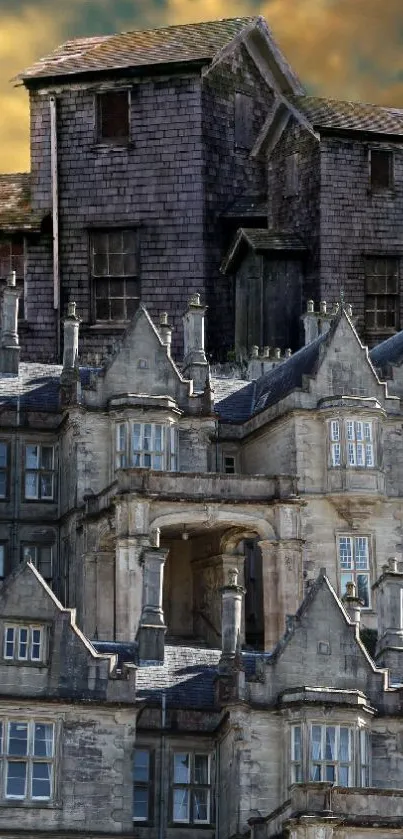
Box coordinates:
[2,13,403,839]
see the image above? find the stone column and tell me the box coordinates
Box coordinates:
[0,271,20,374]
[219,567,245,671]
[62,301,80,372]
[137,547,169,662]
[374,557,403,675]
[259,539,280,650]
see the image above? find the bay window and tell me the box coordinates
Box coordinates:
[329,419,375,468]
[172,752,211,824]
[116,422,178,472]
[291,723,370,787]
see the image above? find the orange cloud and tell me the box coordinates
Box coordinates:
[0,0,402,174]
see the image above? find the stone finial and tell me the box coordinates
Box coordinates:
[346,303,353,318]
[346,581,356,598]
[263,346,271,358]
[320,300,327,315]
[67,301,76,318]
[250,345,259,359]
[62,302,80,372]
[228,567,239,586]
[189,293,201,306]
[158,312,173,354]
[333,301,340,315]
[183,294,208,392]
[389,556,399,573]
[7,270,16,288]
[307,299,314,313]
[0,270,20,374]
[343,580,362,625]
[274,348,281,360]
[160,311,168,326]
[285,348,292,358]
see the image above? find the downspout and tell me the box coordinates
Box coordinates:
[11,395,21,569]
[158,692,166,839]
[50,95,61,360]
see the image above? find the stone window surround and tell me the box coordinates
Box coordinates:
[0,718,55,803]
[23,443,56,502]
[328,417,376,469]
[290,721,371,788]
[337,533,372,609]
[3,624,46,664]
[171,751,212,825]
[115,420,179,472]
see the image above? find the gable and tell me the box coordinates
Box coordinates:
[84,306,191,408]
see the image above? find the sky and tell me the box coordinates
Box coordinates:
[0,0,402,173]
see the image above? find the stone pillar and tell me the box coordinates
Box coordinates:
[0,271,20,374]
[342,580,362,625]
[182,293,209,391]
[137,547,168,662]
[373,557,403,676]
[216,568,246,704]
[259,538,303,651]
[115,535,150,642]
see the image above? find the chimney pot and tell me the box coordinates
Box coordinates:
[307,299,314,313]
[7,271,16,288]
[274,347,281,360]
[320,300,327,314]
[285,348,292,358]
[250,345,259,358]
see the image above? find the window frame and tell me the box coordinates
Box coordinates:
[369,148,394,190]
[171,752,211,826]
[328,418,376,469]
[3,624,46,664]
[365,256,400,335]
[132,748,153,823]
[337,533,372,610]
[0,543,6,580]
[21,545,53,584]
[0,718,55,802]
[96,88,130,144]
[23,444,55,502]
[290,722,371,788]
[115,421,179,472]
[90,228,140,324]
[0,441,10,500]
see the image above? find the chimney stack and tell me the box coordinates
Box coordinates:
[158,312,173,355]
[373,558,403,678]
[0,271,20,375]
[182,294,209,392]
[342,581,362,626]
[60,302,80,405]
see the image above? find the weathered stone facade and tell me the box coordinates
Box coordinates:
[1,13,403,839]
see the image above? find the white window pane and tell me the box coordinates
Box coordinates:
[153,454,163,470]
[39,548,53,581]
[154,425,163,452]
[364,422,372,441]
[339,537,353,569]
[173,788,189,821]
[355,421,364,441]
[292,763,302,783]
[133,750,149,783]
[32,762,52,799]
[331,443,341,466]
[25,472,38,498]
[310,763,321,781]
[4,626,14,658]
[311,726,322,761]
[174,753,190,784]
[0,442,7,467]
[365,444,374,466]
[193,788,209,822]
[354,537,369,569]
[6,761,26,798]
[194,755,209,785]
[325,727,336,760]
[339,765,350,786]
[357,573,370,607]
[117,424,126,450]
[41,447,54,470]
[348,442,356,465]
[326,764,336,783]
[25,445,39,469]
[8,723,28,756]
[23,546,37,564]
[40,474,54,499]
[18,628,28,659]
[346,421,354,441]
[132,453,141,467]
[34,724,53,758]
[31,629,42,661]
[133,786,148,820]
[132,424,141,450]
[330,420,340,441]
[356,443,365,466]
[292,726,302,762]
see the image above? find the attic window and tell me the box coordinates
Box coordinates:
[97,90,130,143]
[369,149,393,189]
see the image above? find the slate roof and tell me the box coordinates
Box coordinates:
[19,18,256,82]
[223,195,268,219]
[0,364,101,412]
[288,95,403,136]
[221,227,306,274]
[370,330,403,369]
[214,332,327,422]
[0,174,44,233]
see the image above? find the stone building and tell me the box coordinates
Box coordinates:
[1,12,403,839]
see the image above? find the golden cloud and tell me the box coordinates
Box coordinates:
[0,0,402,174]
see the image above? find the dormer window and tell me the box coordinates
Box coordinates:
[3,625,45,663]
[116,422,178,472]
[329,420,374,468]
